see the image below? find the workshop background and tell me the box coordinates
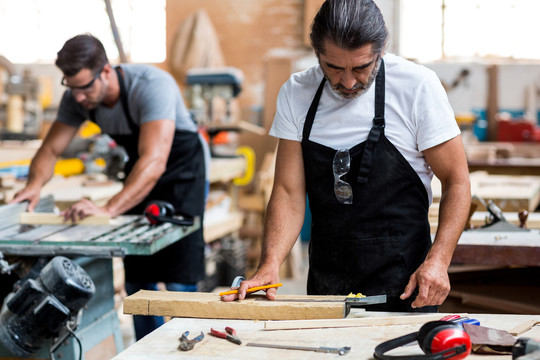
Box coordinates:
[1,0,540,358]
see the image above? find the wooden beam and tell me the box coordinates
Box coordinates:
[19,212,111,225]
[123,290,348,320]
[508,319,540,336]
[486,64,499,141]
[263,313,458,330]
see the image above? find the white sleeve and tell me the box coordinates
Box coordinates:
[269,80,301,141]
[414,70,461,152]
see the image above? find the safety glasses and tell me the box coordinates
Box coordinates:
[333,149,353,204]
[61,66,104,93]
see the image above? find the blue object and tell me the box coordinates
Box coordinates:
[455,317,480,326]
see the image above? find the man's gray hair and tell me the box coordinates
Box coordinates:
[310,0,388,56]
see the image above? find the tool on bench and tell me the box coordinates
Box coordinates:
[144,200,195,227]
[261,294,387,317]
[469,195,529,232]
[218,283,283,296]
[247,342,351,356]
[513,338,540,359]
[210,327,241,345]
[178,331,204,351]
[440,314,480,326]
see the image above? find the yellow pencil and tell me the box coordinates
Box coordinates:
[219,283,283,296]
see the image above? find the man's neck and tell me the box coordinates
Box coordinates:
[101,66,121,108]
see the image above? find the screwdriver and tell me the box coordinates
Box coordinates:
[247,342,351,356]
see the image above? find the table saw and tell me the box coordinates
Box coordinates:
[0,199,200,360]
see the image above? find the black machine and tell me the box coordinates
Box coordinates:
[513,338,540,359]
[0,256,95,358]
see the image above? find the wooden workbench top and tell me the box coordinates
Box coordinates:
[113,313,540,359]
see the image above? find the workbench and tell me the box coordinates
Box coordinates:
[466,142,540,176]
[452,228,540,267]
[0,201,200,360]
[445,227,540,315]
[112,313,540,359]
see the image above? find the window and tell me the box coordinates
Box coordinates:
[399,0,540,61]
[0,0,165,64]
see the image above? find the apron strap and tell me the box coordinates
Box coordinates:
[357,59,385,184]
[302,78,326,144]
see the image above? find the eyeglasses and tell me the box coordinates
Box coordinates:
[333,149,353,204]
[61,66,104,92]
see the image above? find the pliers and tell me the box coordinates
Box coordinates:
[178,331,204,351]
[210,327,242,345]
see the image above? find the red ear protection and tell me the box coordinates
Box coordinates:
[144,200,195,226]
[373,321,471,360]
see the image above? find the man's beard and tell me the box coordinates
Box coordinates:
[325,57,381,100]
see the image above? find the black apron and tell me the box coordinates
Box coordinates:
[302,60,435,312]
[90,67,206,284]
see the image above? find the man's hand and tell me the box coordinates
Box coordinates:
[10,185,42,211]
[62,198,112,223]
[400,258,450,308]
[220,268,281,302]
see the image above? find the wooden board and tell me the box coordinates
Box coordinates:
[19,212,111,225]
[123,290,347,320]
[263,313,458,330]
[432,171,540,212]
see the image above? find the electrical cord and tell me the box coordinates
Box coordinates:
[50,324,82,360]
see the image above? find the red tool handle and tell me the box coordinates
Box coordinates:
[210,328,227,339]
[225,327,236,335]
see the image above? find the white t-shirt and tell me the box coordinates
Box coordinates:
[269,53,460,204]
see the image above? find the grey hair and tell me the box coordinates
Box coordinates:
[310,0,388,56]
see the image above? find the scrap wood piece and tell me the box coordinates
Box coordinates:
[123,290,347,320]
[19,212,111,225]
[263,313,460,330]
[509,319,540,336]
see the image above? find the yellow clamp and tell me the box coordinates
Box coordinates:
[233,146,255,186]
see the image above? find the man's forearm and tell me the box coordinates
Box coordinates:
[258,188,306,272]
[428,181,471,266]
[27,148,58,189]
[104,156,165,216]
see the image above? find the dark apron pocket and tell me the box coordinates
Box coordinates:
[308,236,408,297]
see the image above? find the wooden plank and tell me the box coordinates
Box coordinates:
[432,171,540,212]
[303,0,324,46]
[204,211,244,243]
[209,157,246,183]
[123,290,346,320]
[509,319,540,336]
[19,212,111,225]
[263,313,459,330]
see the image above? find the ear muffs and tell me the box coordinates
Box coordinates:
[373,320,471,360]
[144,200,195,226]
